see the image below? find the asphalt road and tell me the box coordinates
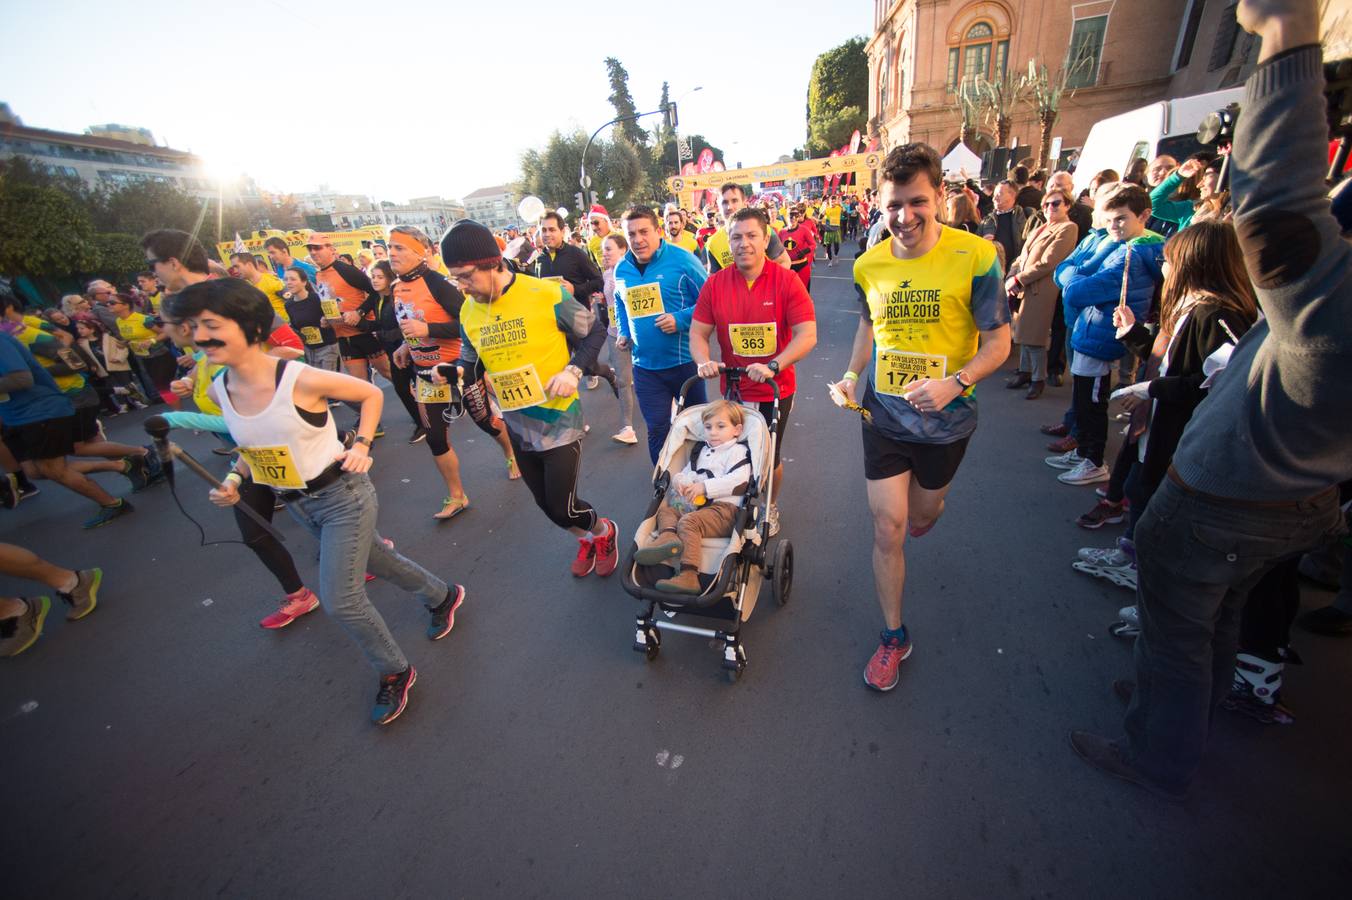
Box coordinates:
[4,258,1350,899]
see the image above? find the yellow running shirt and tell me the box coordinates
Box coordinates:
[852,225,1008,443]
[254,272,289,321]
[667,231,698,254]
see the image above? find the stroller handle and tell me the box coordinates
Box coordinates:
[680,364,781,406]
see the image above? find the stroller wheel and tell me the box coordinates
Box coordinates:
[770,540,794,606]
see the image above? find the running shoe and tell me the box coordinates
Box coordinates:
[409,426,427,445]
[864,630,912,691]
[0,473,17,510]
[82,499,132,530]
[259,587,320,630]
[1044,449,1083,470]
[571,534,597,577]
[61,568,102,621]
[593,518,619,577]
[17,480,39,502]
[122,455,152,492]
[612,426,638,445]
[1046,435,1079,453]
[0,596,50,657]
[1077,499,1126,529]
[371,666,416,725]
[373,427,386,439]
[1058,459,1111,485]
[426,584,466,640]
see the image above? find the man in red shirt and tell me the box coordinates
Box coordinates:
[690,206,817,536]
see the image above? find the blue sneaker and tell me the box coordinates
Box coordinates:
[426,585,465,641]
[83,499,133,530]
[371,667,416,725]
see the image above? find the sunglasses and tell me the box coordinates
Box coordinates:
[1042,200,1064,209]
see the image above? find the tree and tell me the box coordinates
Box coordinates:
[517,129,645,218]
[1023,58,1088,170]
[958,79,984,149]
[655,81,673,147]
[605,57,648,147]
[972,66,1027,149]
[0,183,100,277]
[806,36,868,157]
[92,233,146,279]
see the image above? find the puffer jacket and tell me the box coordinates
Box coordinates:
[1058,232,1165,361]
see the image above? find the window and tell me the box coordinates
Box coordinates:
[878,44,891,114]
[948,21,1007,91]
[1210,3,1240,71]
[1066,15,1108,88]
[1174,0,1207,70]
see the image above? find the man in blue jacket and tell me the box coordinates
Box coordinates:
[1048,184,1162,486]
[614,206,709,462]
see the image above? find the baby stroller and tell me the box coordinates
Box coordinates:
[620,367,794,682]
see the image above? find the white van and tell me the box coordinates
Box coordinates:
[1070,88,1244,195]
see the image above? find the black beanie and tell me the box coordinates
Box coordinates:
[440,220,502,267]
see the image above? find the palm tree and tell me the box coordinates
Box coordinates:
[973,66,1026,149]
[1024,57,1091,170]
[957,79,983,149]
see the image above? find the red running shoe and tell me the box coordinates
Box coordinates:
[864,631,913,691]
[260,588,320,630]
[592,518,619,577]
[571,534,596,577]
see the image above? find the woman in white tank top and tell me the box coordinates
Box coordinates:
[168,278,467,727]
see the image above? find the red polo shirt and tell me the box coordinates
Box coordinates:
[692,260,815,402]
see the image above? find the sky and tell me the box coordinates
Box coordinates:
[3,0,870,205]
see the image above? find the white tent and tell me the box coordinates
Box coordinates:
[942,143,983,180]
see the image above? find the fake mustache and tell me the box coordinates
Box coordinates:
[196,339,227,349]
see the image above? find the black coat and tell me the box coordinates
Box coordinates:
[1120,301,1254,489]
[531,243,603,306]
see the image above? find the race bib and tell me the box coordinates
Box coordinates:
[239,445,306,489]
[875,351,947,397]
[624,282,664,319]
[320,299,341,319]
[300,326,324,346]
[487,364,546,411]
[416,378,452,405]
[728,322,776,358]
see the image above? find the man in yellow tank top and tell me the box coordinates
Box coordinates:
[834,143,1011,693]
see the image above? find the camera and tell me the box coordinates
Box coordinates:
[1197,103,1240,148]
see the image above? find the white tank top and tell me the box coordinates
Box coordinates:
[217,360,343,489]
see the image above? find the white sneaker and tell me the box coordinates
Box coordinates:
[612,425,638,445]
[1058,458,1111,485]
[1044,449,1083,470]
[585,376,600,390]
[767,503,781,537]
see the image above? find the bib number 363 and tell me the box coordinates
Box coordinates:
[875,351,946,396]
[728,322,776,358]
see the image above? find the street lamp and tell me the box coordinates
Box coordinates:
[580,96,687,211]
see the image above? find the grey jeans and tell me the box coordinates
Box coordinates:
[1018,344,1048,382]
[286,472,448,675]
[1121,475,1342,792]
[305,343,341,372]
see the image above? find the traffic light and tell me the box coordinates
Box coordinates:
[574,192,585,214]
[589,191,599,207]
[664,102,678,131]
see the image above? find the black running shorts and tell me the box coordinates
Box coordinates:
[861,423,970,489]
[338,333,381,360]
[756,393,794,470]
[2,414,77,462]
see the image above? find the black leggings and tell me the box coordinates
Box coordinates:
[512,438,597,532]
[386,350,422,427]
[234,479,303,595]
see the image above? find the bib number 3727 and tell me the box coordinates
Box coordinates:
[624,283,664,319]
[875,351,946,396]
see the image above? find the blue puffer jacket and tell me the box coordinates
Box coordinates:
[1058,232,1165,361]
[612,240,708,371]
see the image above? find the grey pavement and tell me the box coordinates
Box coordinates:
[3,259,1350,898]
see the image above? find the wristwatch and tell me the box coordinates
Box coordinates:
[953,370,972,390]
[767,360,781,375]
[565,364,584,379]
[353,435,372,447]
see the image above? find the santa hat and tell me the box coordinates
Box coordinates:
[588,204,610,223]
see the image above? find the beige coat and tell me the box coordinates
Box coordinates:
[1009,219,1078,348]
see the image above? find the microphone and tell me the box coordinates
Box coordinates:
[144,414,174,485]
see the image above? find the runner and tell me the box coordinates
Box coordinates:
[835,143,1011,692]
[169,277,463,726]
[308,233,392,397]
[264,237,317,282]
[820,196,844,266]
[282,267,340,372]
[367,260,425,442]
[437,220,619,578]
[664,208,700,253]
[612,206,708,462]
[705,184,793,273]
[386,225,518,519]
[690,206,817,537]
[231,253,291,321]
[778,205,819,291]
[586,205,613,270]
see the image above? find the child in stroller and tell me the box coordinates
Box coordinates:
[635,399,751,594]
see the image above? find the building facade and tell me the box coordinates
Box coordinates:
[0,106,215,197]
[463,185,516,230]
[868,0,1352,170]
